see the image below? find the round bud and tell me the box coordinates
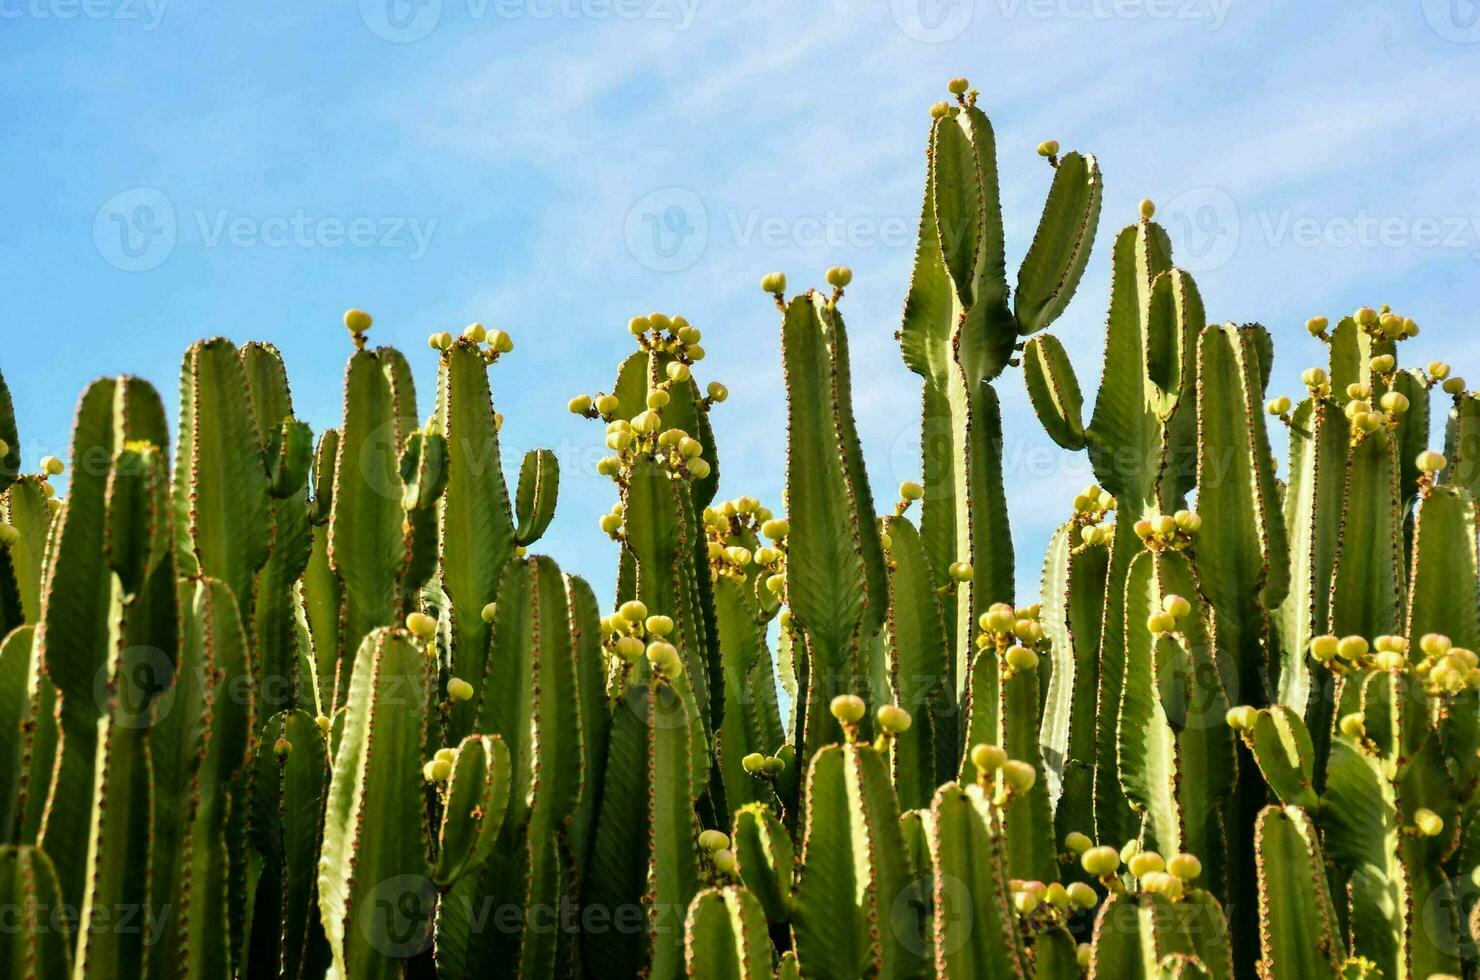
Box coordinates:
[1420,633,1452,657]
[316,714,332,733]
[1036,139,1059,157]
[1443,377,1467,395]
[462,322,486,343]
[1167,853,1201,880]
[1428,361,1450,381]
[344,309,372,333]
[1225,705,1258,731]
[447,677,474,702]
[274,738,292,758]
[646,389,671,411]
[599,513,622,535]
[706,381,728,402]
[1005,645,1038,671]
[406,612,438,639]
[1153,515,1177,536]
[428,758,453,782]
[645,615,675,637]
[435,748,458,765]
[568,395,592,415]
[946,77,969,95]
[1044,882,1070,908]
[698,829,730,852]
[1337,635,1369,661]
[948,561,974,583]
[1067,881,1098,909]
[678,437,703,458]
[825,266,853,288]
[1012,891,1039,914]
[1064,831,1093,855]
[1339,712,1366,739]
[40,456,64,477]
[830,694,866,724]
[1414,808,1443,837]
[677,325,702,345]
[1001,759,1036,792]
[1370,354,1395,374]
[1077,943,1092,968]
[1373,635,1406,654]
[1266,396,1292,416]
[969,743,1007,773]
[760,272,787,295]
[1134,519,1153,539]
[761,519,789,540]
[666,362,691,383]
[1305,316,1328,335]
[880,531,893,550]
[613,635,645,662]
[741,752,766,774]
[1416,450,1447,474]
[876,704,913,734]
[982,604,1016,634]
[1162,594,1192,620]
[761,756,785,775]
[686,457,712,480]
[646,640,682,675]
[929,101,951,119]
[1301,367,1328,387]
[488,329,514,354]
[1080,845,1121,876]
[1139,199,1156,220]
[1354,307,1378,328]
[899,480,924,501]
[1375,651,1406,671]
[618,600,647,623]
[1146,612,1175,635]
[1128,851,1164,878]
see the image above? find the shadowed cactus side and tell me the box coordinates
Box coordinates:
[0,77,1475,980]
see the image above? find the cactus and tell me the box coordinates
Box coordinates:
[0,77,1477,980]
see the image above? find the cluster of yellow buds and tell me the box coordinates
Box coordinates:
[1145,593,1194,637]
[598,501,625,539]
[423,322,515,364]
[600,600,683,678]
[1073,483,1117,547]
[740,751,786,778]
[1306,631,1480,693]
[1132,510,1201,551]
[1300,366,1332,400]
[698,829,738,878]
[590,404,709,484]
[702,497,786,591]
[976,602,1045,678]
[1007,877,1091,922]
[1351,305,1420,342]
[828,695,914,745]
[422,745,459,784]
[629,312,708,369]
[967,742,1037,804]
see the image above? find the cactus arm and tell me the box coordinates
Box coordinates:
[1442,391,1480,495]
[1039,524,1108,841]
[437,341,516,741]
[731,802,793,925]
[792,742,924,979]
[3,478,50,624]
[327,349,415,708]
[1276,398,1349,715]
[242,342,313,716]
[513,448,559,547]
[301,522,341,718]
[1391,369,1429,509]
[1254,805,1343,978]
[1195,324,1288,704]
[1015,150,1103,336]
[927,782,1026,978]
[0,367,17,495]
[0,845,69,977]
[432,734,510,889]
[714,575,784,810]
[781,293,871,757]
[931,111,987,307]
[880,514,954,805]
[1327,316,1377,397]
[0,626,33,837]
[1244,707,1320,810]
[317,628,432,979]
[180,339,272,615]
[565,574,610,875]
[1022,334,1087,450]
[647,682,701,977]
[1118,549,1182,849]
[684,886,772,979]
[246,708,331,979]
[1329,429,1404,637]
[1405,485,1480,648]
[1090,892,1231,979]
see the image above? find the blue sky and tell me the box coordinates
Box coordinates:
[4,1,1480,602]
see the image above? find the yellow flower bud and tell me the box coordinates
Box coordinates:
[406,612,438,638]
[1001,760,1036,792]
[447,677,474,702]
[830,694,866,724]
[1167,853,1201,880]
[568,395,592,414]
[825,266,853,288]
[1080,845,1120,876]
[876,704,912,734]
[343,308,372,333]
[1305,316,1328,336]
[1225,705,1258,731]
[1005,645,1038,671]
[760,272,787,295]
[1036,139,1059,157]
[1139,199,1156,220]
[1162,594,1192,619]
[699,829,730,852]
[1064,831,1093,855]
[1416,451,1447,473]
[969,743,1007,772]
[1413,808,1443,837]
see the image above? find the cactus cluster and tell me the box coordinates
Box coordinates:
[0,76,1477,979]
